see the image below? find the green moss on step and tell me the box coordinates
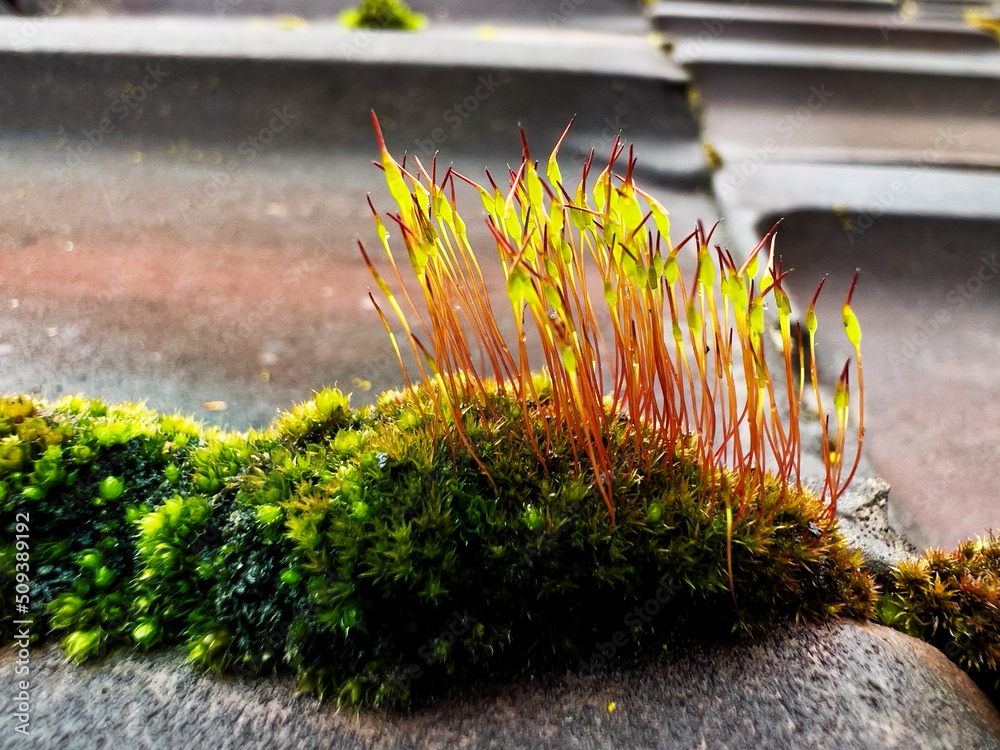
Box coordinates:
[2,386,880,710]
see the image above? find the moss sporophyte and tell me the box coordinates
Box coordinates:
[2,118,999,712]
[362,112,864,529]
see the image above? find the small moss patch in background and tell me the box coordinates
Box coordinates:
[877,537,1000,702]
[340,0,426,31]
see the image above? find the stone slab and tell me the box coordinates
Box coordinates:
[0,17,684,80]
[0,19,701,173]
[679,42,1000,168]
[3,620,999,749]
[18,0,646,31]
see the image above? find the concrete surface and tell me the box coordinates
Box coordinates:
[6,0,651,33]
[0,17,677,79]
[650,1,998,50]
[0,18,699,166]
[0,17,711,430]
[4,620,1000,749]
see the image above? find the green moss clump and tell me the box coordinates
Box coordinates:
[876,538,1000,698]
[1,395,207,653]
[3,386,876,710]
[239,384,876,710]
[4,385,1000,712]
[339,0,425,31]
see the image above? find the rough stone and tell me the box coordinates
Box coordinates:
[832,476,919,580]
[4,620,999,749]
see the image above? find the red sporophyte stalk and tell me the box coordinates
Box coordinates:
[361,111,865,528]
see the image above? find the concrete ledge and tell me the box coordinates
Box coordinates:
[667,0,899,12]
[0,16,686,81]
[676,41,1000,169]
[651,1,998,50]
[0,17,705,185]
[674,38,1000,77]
[714,162,1000,220]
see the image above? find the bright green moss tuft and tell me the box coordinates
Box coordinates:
[339,0,425,31]
[1,396,208,646]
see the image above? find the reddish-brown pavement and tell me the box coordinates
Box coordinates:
[0,142,718,430]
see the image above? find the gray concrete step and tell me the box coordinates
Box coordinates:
[650,0,997,51]
[0,19,707,192]
[675,40,1000,169]
[6,0,650,33]
[662,0,899,12]
[0,16,713,430]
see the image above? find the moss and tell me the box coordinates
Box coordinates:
[191,383,877,709]
[2,386,883,710]
[1,396,206,649]
[339,0,425,31]
[702,140,723,170]
[7,384,1000,711]
[876,537,1000,700]
[965,10,1000,46]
